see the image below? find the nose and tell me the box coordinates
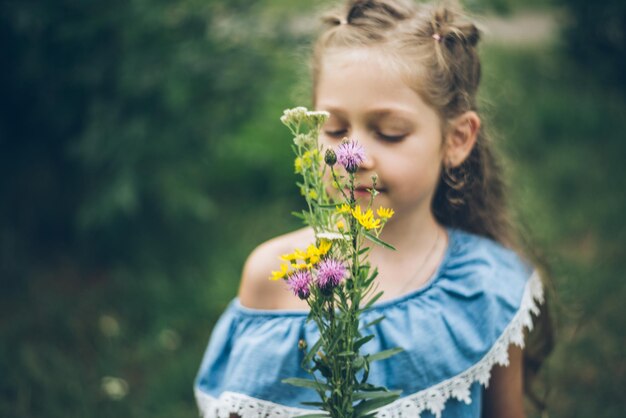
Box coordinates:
[351,129,375,171]
[358,150,375,171]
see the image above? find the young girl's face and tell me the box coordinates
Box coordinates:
[315,48,446,218]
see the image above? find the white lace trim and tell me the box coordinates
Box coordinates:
[196,270,544,418]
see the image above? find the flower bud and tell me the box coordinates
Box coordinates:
[298,339,307,350]
[324,149,337,166]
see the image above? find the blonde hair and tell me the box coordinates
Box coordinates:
[311,0,553,410]
[312,0,512,245]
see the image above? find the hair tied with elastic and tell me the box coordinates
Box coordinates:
[432,33,442,42]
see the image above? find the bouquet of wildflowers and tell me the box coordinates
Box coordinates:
[271,107,402,418]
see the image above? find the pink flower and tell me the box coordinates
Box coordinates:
[287,270,313,300]
[336,140,365,173]
[316,258,347,293]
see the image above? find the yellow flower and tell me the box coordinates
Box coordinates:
[294,249,308,260]
[306,244,318,255]
[308,190,318,199]
[351,205,363,219]
[281,248,308,263]
[280,252,297,262]
[376,206,395,219]
[280,241,331,272]
[336,203,351,214]
[270,263,290,281]
[301,150,318,168]
[351,206,380,230]
[317,239,332,255]
[336,220,345,230]
[294,157,303,174]
[306,244,320,264]
[360,216,381,230]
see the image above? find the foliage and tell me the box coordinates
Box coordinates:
[480,44,626,418]
[555,0,626,92]
[0,0,304,416]
[0,1,624,417]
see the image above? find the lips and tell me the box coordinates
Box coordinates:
[352,186,385,194]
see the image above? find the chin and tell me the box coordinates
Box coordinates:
[354,192,386,207]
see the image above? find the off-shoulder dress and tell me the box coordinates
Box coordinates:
[194,227,544,418]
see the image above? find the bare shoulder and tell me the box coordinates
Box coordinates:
[238,226,315,310]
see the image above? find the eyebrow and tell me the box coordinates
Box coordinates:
[321,106,416,120]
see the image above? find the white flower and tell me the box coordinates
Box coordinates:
[99,314,120,338]
[158,328,181,351]
[306,110,330,125]
[316,232,350,241]
[101,376,129,400]
[306,110,330,118]
[280,106,309,126]
[293,133,311,147]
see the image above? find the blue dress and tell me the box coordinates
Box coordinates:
[194,227,544,418]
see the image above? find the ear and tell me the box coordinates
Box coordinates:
[444,111,481,167]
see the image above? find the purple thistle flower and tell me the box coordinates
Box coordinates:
[316,258,347,293]
[287,269,313,300]
[336,140,366,173]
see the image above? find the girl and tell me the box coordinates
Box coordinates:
[194,1,552,417]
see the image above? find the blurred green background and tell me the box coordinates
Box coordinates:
[1,0,624,417]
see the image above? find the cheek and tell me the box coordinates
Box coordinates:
[387,149,443,189]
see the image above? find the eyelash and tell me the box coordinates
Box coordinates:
[324,130,405,142]
[324,130,347,138]
[377,132,406,142]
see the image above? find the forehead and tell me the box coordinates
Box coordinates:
[315,48,432,119]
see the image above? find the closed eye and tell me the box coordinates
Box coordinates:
[324,129,347,138]
[377,132,406,142]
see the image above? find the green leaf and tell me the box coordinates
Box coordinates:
[354,392,402,416]
[353,389,403,401]
[300,401,325,407]
[282,378,330,391]
[316,203,343,209]
[360,358,370,384]
[302,338,324,366]
[367,268,379,281]
[366,347,404,362]
[355,383,389,392]
[363,231,396,250]
[362,315,386,329]
[291,211,306,220]
[362,291,384,310]
[354,334,375,350]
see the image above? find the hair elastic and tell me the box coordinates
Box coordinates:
[432,33,442,42]
[339,18,348,25]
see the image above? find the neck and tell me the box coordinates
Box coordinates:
[373,204,445,262]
